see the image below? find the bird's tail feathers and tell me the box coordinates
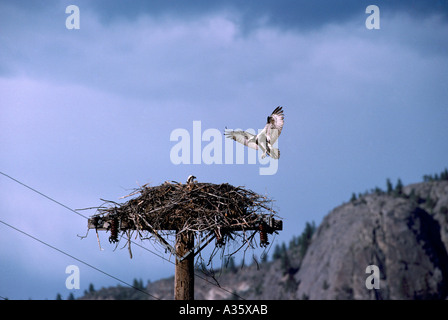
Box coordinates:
[268,148,280,159]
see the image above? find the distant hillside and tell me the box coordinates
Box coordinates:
[296,179,448,299]
[79,173,448,300]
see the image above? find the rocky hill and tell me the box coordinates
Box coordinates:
[80,176,448,300]
[296,179,448,299]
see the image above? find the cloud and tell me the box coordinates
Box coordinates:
[72,0,448,32]
[3,1,447,43]
[1,1,447,105]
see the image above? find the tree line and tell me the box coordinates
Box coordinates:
[350,168,448,203]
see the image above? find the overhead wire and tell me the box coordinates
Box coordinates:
[0,219,160,300]
[0,171,246,300]
[0,171,87,219]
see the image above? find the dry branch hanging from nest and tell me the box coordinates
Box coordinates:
[88,180,282,260]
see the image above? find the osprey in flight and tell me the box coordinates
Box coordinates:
[225,106,284,159]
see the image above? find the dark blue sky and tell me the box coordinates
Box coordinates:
[1,0,447,300]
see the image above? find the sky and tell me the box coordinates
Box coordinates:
[1,0,448,300]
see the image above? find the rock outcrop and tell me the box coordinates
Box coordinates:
[295,181,448,299]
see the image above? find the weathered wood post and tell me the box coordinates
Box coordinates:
[174,230,195,300]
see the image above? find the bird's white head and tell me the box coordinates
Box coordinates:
[187,175,197,184]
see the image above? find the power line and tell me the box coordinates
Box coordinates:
[0,171,246,300]
[0,171,87,219]
[0,219,161,300]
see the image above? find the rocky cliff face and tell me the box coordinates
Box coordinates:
[295,180,448,299]
[80,180,448,300]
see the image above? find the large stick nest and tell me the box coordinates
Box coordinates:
[87,180,281,269]
[92,181,278,237]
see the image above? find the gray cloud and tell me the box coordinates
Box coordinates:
[2,0,447,33]
[73,0,448,31]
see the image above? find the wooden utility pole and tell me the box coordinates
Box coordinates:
[174,231,195,300]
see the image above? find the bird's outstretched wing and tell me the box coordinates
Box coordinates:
[267,106,284,144]
[225,130,258,150]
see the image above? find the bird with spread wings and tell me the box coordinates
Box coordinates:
[225,106,284,159]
